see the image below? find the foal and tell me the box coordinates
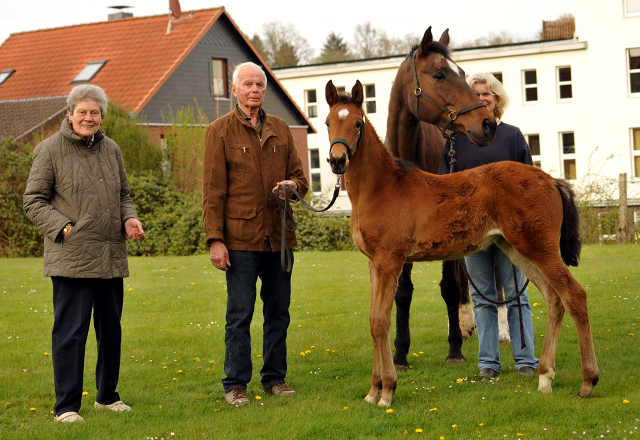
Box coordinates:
[325,80,598,407]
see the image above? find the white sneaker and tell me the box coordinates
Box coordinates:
[54,411,84,422]
[94,400,131,411]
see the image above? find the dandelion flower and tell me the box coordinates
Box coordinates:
[194,357,200,362]
[429,408,437,412]
[623,399,630,404]
[163,366,168,370]
[30,407,36,411]
[300,352,306,356]
[416,428,423,433]
[257,354,262,358]
[173,378,177,381]
[255,396,262,400]
[479,423,484,426]
[386,408,393,413]
[343,406,348,410]
[128,288,133,291]
[177,370,183,374]
[452,424,457,429]
[82,391,88,396]
[44,352,49,356]
[456,378,463,383]
[298,325,302,328]
[440,437,445,440]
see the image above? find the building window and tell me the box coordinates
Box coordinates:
[628,48,640,94]
[71,60,107,84]
[557,66,573,100]
[309,149,321,192]
[305,89,317,118]
[523,69,538,102]
[526,134,542,168]
[336,86,346,93]
[625,0,640,16]
[212,59,228,98]
[0,69,15,85]
[561,132,576,180]
[633,128,640,178]
[491,72,503,83]
[364,84,376,114]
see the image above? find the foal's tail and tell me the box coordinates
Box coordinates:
[554,179,582,267]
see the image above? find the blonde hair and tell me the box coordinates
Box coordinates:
[467,72,509,119]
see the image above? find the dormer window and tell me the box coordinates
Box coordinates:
[0,69,15,85]
[71,60,107,84]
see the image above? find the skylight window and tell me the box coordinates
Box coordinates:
[0,69,15,85]
[71,60,107,84]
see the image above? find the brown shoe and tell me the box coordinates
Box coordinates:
[479,367,499,379]
[265,382,296,396]
[518,366,537,377]
[225,387,250,407]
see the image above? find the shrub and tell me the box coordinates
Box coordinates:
[0,138,44,257]
[293,193,354,251]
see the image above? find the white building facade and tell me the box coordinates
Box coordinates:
[275,0,640,214]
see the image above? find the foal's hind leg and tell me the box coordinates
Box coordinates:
[440,260,466,364]
[393,263,413,371]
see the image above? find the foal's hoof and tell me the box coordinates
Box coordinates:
[394,364,409,372]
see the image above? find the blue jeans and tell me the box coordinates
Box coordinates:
[222,250,292,393]
[464,244,538,373]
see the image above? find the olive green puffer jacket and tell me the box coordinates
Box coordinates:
[23,118,138,278]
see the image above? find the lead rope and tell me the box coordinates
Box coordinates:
[275,174,343,272]
[448,144,528,349]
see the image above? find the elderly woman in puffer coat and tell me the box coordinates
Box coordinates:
[23,84,145,423]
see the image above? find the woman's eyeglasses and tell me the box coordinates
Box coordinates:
[476,93,495,98]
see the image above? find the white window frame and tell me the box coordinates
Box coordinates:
[309,148,321,193]
[625,0,640,17]
[305,89,318,118]
[71,60,107,84]
[557,66,573,102]
[526,134,542,169]
[211,58,228,99]
[364,83,376,114]
[522,69,538,104]
[628,48,640,96]
[632,128,640,178]
[0,69,15,85]
[560,131,577,180]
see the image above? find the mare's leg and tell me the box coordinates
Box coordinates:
[440,260,466,364]
[365,259,402,407]
[495,257,511,344]
[393,263,413,370]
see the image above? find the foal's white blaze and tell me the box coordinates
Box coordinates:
[338,108,349,120]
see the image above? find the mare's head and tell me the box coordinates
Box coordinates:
[396,27,496,145]
[325,80,368,175]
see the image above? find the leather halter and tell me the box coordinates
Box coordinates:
[411,51,486,139]
[329,114,366,159]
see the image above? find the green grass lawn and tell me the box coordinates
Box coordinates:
[1,245,639,439]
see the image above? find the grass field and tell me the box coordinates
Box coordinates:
[1,245,639,439]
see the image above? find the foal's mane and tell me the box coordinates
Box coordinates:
[406,41,450,60]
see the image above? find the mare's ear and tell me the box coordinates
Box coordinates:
[351,80,364,108]
[326,80,338,106]
[439,28,450,47]
[418,26,433,56]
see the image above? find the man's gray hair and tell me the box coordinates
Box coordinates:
[232,62,267,87]
[67,84,109,118]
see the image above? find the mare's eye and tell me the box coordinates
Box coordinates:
[355,122,363,129]
[325,121,329,127]
[434,72,445,81]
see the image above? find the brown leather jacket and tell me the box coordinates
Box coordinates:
[202,107,308,252]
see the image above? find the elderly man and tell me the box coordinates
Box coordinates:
[202,62,309,407]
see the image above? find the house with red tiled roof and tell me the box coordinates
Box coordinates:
[0,7,314,177]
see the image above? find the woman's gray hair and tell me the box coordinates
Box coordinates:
[467,72,510,119]
[232,62,267,87]
[67,84,109,118]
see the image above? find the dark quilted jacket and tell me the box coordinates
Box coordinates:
[23,118,138,278]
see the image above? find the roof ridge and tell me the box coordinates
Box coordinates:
[8,7,222,37]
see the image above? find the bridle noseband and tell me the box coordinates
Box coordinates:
[411,51,486,140]
[329,114,366,159]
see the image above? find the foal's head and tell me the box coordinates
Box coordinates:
[325,80,368,175]
[398,27,496,146]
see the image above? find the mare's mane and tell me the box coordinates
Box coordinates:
[406,41,450,61]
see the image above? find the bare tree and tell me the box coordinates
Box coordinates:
[353,23,420,59]
[253,22,313,67]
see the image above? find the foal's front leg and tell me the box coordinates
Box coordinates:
[365,260,401,407]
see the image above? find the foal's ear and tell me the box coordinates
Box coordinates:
[351,80,364,108]
[439,28,450,47]
[326,80,338,106]
[418,26,434,56]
